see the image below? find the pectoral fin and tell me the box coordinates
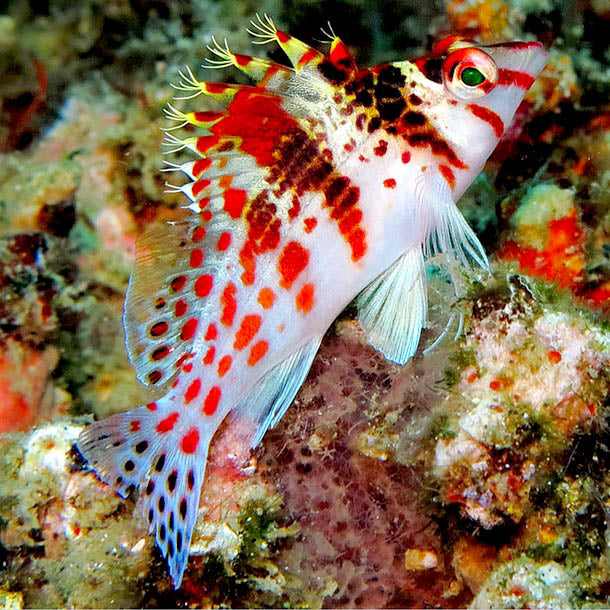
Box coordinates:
[356,247,427,365]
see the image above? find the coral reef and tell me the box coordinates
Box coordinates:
[0,0,608,607]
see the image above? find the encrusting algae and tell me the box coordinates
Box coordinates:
[0,0,608,608]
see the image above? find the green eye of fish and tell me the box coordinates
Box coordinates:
[461,67,486,86]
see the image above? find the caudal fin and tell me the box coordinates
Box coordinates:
[77,403,208,588]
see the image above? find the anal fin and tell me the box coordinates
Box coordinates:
[356,248,427,365]
[231,336,322,449]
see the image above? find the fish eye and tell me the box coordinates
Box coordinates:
[460,67,485,87]
[442,47,498,100]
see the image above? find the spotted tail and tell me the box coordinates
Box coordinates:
[77,400,208,588]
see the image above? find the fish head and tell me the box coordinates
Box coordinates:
[402,36,548,195]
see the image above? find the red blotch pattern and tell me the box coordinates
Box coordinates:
[296,283,315,313]
[130,420,141,432]
[184,378,201,404]
[223,189,247,218]
[258,287,275,309]
[195,274,213,298]
[233,314,262,350]
[181,427,200,454]
[278,241,310,289]
[217,232,231,251]
[217,355,232,377]
[181,318,198,341]
[175,300,187,317]
[205,323,217,340]
[190,249,204,267]
[304,217,317,233]
[248,340,269,366]
[203,386,221,415]
[383,178,396,189]
[203,346,216,365]
[156,412,179,433]
[221,283,237,326]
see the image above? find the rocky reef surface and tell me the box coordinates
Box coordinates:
[0,0,609,607]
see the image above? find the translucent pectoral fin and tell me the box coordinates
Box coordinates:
[357,247,427,365]
[230,336,322,449]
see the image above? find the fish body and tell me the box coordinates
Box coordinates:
[77,18,547,587]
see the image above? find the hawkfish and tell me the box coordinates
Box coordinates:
[77,16,547,588]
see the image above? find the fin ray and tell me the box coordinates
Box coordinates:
[231,337,322,448]
[357,248,427,365]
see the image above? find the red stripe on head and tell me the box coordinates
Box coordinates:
[467,103,504,137]
[498,68,535,89]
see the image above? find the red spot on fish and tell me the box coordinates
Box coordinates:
[196,135,220,154]
[548,350,562,363]
[219,174,233,189]
[203,346,215,365]
[338,209,362,235]
[205,82,230,94]
[217,232,231,251]
[234,314,262,350]
[156,412,179,433]
[278,241,309,289]
[401,151,411,163]
[348,228,366,261]
[438,164,456,189]
[194,111,223,123]
[221,283,237,326]
[152,346,170,361]
[192,179,211,198]
[356,113,365,131]
[181,318,198,341]
[203,386,221,415]
[296,283,315,313]
[239,241,256,286]
[171,275,186,292]
[201,210,212,222]
[130,420,141,432]
[217,355,232,377]
[234,54,252,67]
[205,324,217,340]
[184,379,201,404]
[192,158,212,177]
[467,103,504,137]
[181,428,200,454]
[304,217,317,233]
[182,363,193,373]
[258,287,275,309]
[148,370,162,384]
[248,340,269,366]
[288,195,301,220]
[223,189,247,219]
[190,249,204,267]
[374,140,388,156]
[192,226,206,242]
[276,30,290,43]
[195,274,213,298]
[298,48,319,67]
[175,299,187,317]
[146,401,158,411]
[150,321,168,337]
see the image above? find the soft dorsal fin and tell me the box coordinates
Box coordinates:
[230,336,322,448]
[356,248,427,365]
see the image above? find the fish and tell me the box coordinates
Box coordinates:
[77,16,547,588]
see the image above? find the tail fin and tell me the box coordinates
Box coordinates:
[77,403,209,588]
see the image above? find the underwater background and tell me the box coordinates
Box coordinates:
[0,0,609,607]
